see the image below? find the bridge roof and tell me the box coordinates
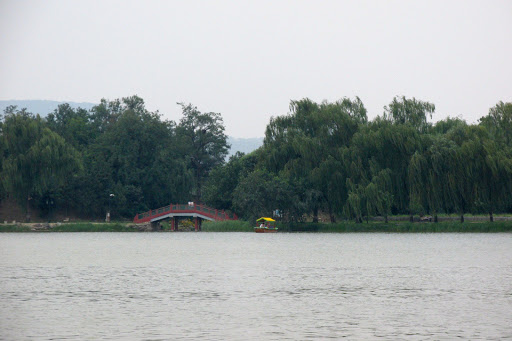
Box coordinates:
[257,217,275,222]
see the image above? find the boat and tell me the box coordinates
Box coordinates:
[254,217,278,233]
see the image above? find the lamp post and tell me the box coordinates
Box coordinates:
[46,198,54,223]
[26,196,32,222]
[107,193,115,222]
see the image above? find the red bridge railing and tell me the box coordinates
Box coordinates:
[133,203,238,224]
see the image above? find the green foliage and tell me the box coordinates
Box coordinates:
[46,104,95,150]
[176,103,229,202]
[3,95,512,224]
[50,223,136,232]
[1,108,82,215]
[479,101,512,146]
[0,225,31,232]
[258,97,367,221]
[0,96,227,221]
[278,221,512,233]
[44,96,196,219]
[203,151,258,210]
[84,102,191,217]
[232,169,296,221]
[201,220,253,232]
[230,97,512,223]
[384,96,435,132]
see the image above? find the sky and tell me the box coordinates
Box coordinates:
[1,0,511,138]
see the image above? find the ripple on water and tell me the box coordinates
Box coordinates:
[0,233,511,340]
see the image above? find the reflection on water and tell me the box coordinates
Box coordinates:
[1,233,511,340]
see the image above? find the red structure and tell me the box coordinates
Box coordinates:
[133,203,238,231]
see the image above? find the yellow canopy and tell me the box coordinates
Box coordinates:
[256,217,275,222]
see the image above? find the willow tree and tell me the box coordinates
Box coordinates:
[408,150,429,217]
[409,134,459,222]
[344,159,393,223]
[479,101,512,146]
[384,96,435,133]
[476,102,512,220]
[381,96,435,218]
[262,97,366,222]
[232,169,296,221]
[444,123,477,222]
[344,179,364,223]
[313,98,367,221]
[311,155,345,222]
[0,110,5,201]
[1,110,82,220]
[350,119,421,217]
[469,129,512,222]
[276,99,324,221]
[263,99,320,221]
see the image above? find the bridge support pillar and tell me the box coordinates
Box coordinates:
[171,217,176,231]
[194,217,201,231]
[151,221,160,230]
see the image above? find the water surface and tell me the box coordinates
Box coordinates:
[1,233,511,340]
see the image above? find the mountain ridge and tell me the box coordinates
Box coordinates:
[0,100,96,116]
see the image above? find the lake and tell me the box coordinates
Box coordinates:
[1,233,511,340]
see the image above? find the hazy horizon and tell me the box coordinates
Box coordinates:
[1,0,511,138]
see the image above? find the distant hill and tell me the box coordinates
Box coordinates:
[0,100,96,117]
[0,99,263,157]
[227,137,264,158]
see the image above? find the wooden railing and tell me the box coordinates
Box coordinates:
[133,203,238,223]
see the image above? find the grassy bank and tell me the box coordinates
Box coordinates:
[201,220,253,232]
[192,220,512,232]
[278,221,512,233]
[0,223,136,232]
[51,223,136,232]
[0,224,31,232]
[2,220,512,233]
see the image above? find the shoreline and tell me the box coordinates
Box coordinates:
[1,220,512,233]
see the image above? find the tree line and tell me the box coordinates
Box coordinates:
[0,96,228,220]
[1,95,511,223]
[204,97,512,223]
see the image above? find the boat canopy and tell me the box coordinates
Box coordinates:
[256,217,275,222]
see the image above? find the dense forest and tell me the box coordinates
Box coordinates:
[1,95,511,223]
[0,96,227,220]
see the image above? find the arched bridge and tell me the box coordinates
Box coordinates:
[133,203,238,231]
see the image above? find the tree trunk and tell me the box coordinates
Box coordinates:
[434,214,438,223]
[328,206,336,223]
[196,171,202,203]
[489,211,494,222]
[312,207,319,223]
[409,214,414,223]
[385,214,388,224]
[194,162,203,203]
[460,214,464,223]
[25,196,31,222]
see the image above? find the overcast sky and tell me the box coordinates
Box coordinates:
[1,0,511,137]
